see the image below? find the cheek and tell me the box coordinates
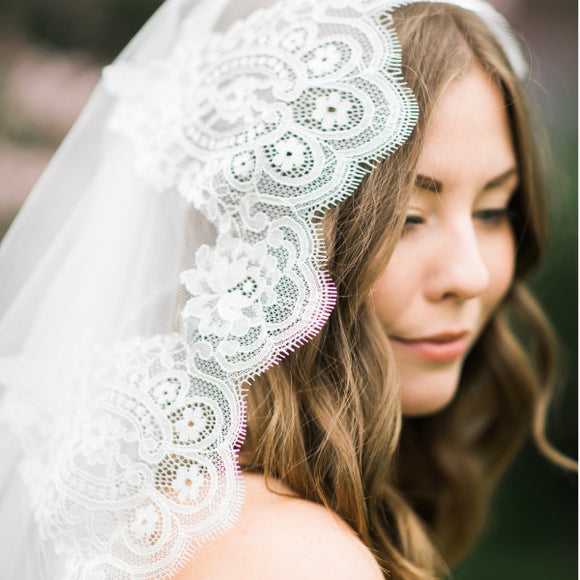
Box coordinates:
[369,247,417,329]
[479,225,517,319]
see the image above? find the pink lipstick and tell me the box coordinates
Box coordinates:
[390,331,469,362]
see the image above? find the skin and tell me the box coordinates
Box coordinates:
[176,472,383,579]
[370,64,518,417]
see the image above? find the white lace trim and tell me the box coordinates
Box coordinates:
[91,8,418,577]
[2,335,244,580]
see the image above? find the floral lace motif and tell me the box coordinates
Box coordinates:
[104,2,418,388]
[3,335,243,580]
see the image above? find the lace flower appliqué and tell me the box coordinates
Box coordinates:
[313,93,353,130]
[131,505,160,539]
[180,237,280,343]
[272,137,307,172]
[172,464,205,503]
[174,406,207,442]
[307,44,342,76]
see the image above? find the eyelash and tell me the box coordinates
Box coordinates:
[402,215,424,233]
[473,207,518,226]
[402,208,517,234]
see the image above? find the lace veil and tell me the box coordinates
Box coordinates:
[0,0,526,578]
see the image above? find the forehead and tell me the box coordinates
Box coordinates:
[417,64,517,183]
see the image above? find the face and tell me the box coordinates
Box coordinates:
[370,64,518,417]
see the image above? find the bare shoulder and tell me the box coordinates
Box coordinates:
[173,472,384,579]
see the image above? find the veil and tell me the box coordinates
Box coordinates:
[0,0,526,578]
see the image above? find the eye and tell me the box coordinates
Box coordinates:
[473,207,517,227]
[402,214,425,234]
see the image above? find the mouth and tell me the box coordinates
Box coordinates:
[389,331,470,362]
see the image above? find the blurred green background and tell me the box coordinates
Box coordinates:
[0,0,576,578]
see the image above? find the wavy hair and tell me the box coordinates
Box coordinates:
[240,4,576,579]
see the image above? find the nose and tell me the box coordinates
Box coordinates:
[424,220,490,302]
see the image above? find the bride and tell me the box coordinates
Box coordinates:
[0,1,575,578]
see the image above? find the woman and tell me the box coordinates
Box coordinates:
[0,1,574,579]
[184,4,573,578]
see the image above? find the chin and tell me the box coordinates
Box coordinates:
[400,368,461,417]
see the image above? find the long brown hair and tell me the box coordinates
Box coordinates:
[240,4,576,578]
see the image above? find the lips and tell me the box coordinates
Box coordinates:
[389,331,469,362]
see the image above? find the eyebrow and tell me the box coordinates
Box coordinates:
[415,167,518,194]
[415,174,441,193]
[483,167,518,191]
